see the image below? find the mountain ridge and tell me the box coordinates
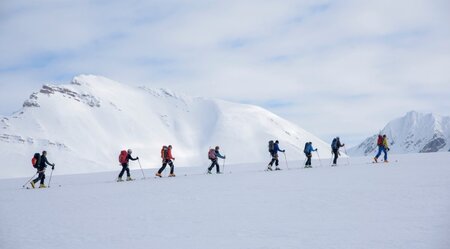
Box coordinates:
[1,74,331,178]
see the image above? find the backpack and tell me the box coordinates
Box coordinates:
[208,148,216,160]
[31,153,40,168]
[377,135,383,146]
[161,146,168,159]
[119,150,128,164]
[268,140,274,152]
[331,138,337,150]
[303,143,309,154]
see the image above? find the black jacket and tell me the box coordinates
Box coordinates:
[38,155,53,170]
[124,154,138,164]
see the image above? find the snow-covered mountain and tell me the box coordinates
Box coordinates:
[0,75,330,178]
[348,111,450,156]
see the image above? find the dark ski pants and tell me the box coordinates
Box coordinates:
[119,163,130,178]
[332,149,340,164]
[32,171,45,185]
[158,160,174,174]
[268,153,279,166]
[375,146,387,161]
[305,153,312,166]
[208,159,220,172]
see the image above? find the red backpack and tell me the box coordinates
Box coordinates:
[119,150,128,164]
[377,135,383,146]
[208,148,216,160]
[161,146,168,159]
[31,153,40,168]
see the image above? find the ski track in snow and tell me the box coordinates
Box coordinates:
[1,153,449,249]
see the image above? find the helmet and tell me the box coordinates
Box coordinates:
[275,140,279,143]
[215,146,220,150]
[127,149,132,154]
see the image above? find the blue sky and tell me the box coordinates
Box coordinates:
[1,0,449,146]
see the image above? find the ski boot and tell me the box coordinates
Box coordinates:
[126,176,134,181]
[275,167,281,171]
[267,165,273,171]
[207,170,212,174]
[373,157,378,163]
[217,171,223,174]
[155,173,162,178]
[117,177,124,182]
[168,173,176,177]
[39,184,47,188]
[30,181,35,189]
[384,160,389,163]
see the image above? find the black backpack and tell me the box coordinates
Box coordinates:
[331,138,337,150]
[303,143,309,154]
[268,140,274,152]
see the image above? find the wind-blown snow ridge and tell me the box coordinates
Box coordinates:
[1,75,331,178]
[348,111,450,156]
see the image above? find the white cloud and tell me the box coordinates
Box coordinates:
[0,0,449,145]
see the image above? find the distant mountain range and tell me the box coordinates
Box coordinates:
[348,111,450,156]
[0,75,330,178]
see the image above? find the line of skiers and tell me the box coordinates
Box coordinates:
[27,135,390,187]
[116,145,227,181]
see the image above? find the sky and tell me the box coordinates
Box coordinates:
[0,0,449,146]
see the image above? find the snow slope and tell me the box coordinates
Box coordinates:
[0,153,449,249]
[0,75,330,178]
[348,111,450,156]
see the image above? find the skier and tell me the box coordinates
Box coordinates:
[374,135,389,163]
[304,142,317,168]
[331,137,345,166]
[118,149,139,182]
[156,145,176,177]
[30,151,55,188]
[208,146,226,174]
[267,140,285,171]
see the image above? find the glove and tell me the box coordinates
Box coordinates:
[52,166,55,170]
[224,156,226,159]
[282,150,286,153]
[342,144,345,147]
[137,157,139,160]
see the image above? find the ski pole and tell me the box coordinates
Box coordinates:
[283,152,289,169]
[343,146,350,166]
[48,168,54,188]
[138,159,146,179]
[223,157,226,173]
[329,151,334,166]
[316,150,323,167]
[22,172,38,188]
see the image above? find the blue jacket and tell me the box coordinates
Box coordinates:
[274,143,284,153]
[305,143,317,154]
[215,150,225,159]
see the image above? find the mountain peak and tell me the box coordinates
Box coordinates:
[349,111,450,156]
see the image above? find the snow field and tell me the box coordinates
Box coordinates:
[1,153,449,249]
